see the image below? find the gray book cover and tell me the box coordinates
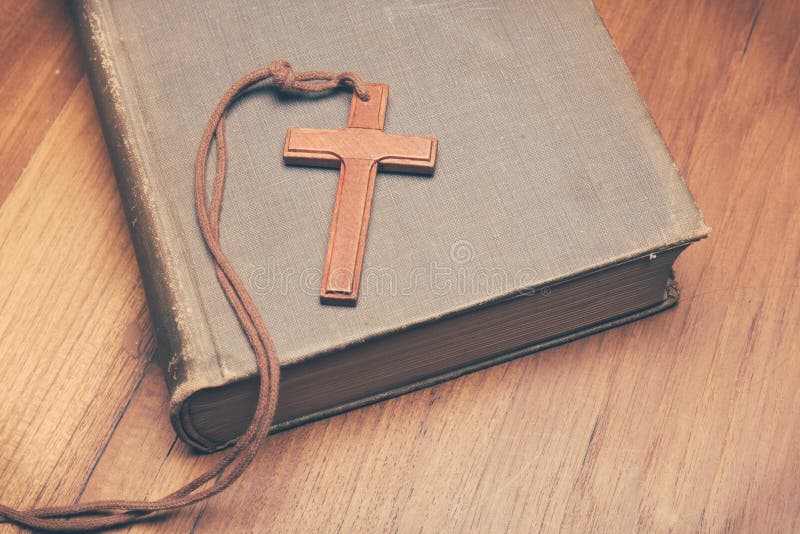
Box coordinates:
[72,0,708,449]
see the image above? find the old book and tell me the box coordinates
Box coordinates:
[72,0,708,452]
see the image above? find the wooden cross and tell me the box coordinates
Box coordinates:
[284,83,438,306]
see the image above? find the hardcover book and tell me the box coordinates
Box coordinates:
[72,0,708,452]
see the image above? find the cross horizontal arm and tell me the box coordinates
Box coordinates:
[284,128,437,173]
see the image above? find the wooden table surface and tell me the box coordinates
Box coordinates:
[1,1,798,532]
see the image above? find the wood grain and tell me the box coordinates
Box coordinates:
[0,0,83,205]
[1,0,799,532]
[0,78,155,524]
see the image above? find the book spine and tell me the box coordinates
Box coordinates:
[70,1,205,448]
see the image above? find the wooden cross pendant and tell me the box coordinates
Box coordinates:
[284,83,438,306]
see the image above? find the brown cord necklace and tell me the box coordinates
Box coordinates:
[0,60,369,532]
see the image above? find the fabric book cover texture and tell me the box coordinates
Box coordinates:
[72,0,708,451]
